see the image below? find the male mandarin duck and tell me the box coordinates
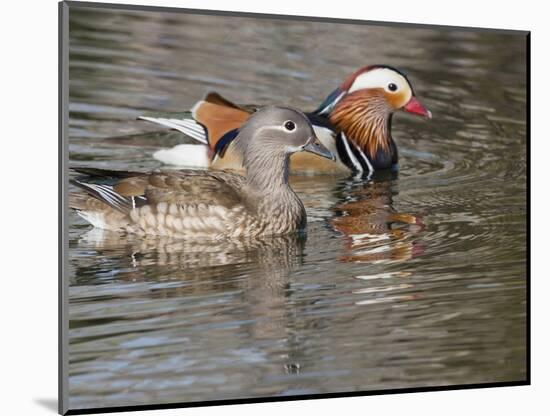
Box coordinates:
[139,65,431,175]
[70,106,335,239]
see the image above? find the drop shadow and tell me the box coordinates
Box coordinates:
[34,398,58,413]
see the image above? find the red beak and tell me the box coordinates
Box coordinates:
[403,96,432,119]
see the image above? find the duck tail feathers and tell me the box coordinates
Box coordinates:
[138,112,208,144]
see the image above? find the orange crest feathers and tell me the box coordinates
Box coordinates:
[329,90,391,157]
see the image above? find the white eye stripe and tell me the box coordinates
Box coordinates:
[349,68,410,95]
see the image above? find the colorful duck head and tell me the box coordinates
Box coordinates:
[316,65,431,166]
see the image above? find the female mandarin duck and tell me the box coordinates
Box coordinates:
[70,106,335,239]
[139,65,431,175]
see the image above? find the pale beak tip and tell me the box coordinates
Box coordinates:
[426,110,433,119]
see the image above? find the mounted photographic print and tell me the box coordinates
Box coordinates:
[59,1,529,414]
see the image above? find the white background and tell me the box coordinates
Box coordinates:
[1,0,546,414]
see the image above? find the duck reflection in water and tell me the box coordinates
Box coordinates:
[329,171,425,264]
[72,225,308,374]
[74,227,304,287]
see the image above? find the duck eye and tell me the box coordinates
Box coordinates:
[284,121,296,131]
[388,83,398,92]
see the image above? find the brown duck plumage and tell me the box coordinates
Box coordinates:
[70,106,335,239]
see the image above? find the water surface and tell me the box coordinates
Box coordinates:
[67,7,527,410]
